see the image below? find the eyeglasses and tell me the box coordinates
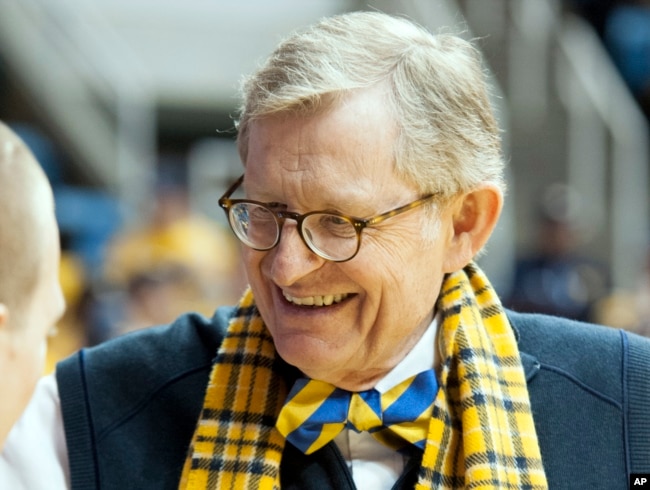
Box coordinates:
[218,174,439,262]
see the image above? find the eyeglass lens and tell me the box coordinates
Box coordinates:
[229,202,359,261]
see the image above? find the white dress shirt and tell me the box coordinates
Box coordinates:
[0,375,69,490]
[333,317,437,490]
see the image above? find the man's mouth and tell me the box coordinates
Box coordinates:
[282,291,350,307]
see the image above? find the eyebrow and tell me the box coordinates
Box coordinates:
[265,201,288,210]
[243,180,387,217]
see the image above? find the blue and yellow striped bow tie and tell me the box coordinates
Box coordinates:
[275,369,437,455]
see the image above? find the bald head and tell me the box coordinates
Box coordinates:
[0,122,54,311]
[0,122,66,448]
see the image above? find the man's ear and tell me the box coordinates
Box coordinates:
[442,184,503,273]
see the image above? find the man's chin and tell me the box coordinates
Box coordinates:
[275,338,343,380]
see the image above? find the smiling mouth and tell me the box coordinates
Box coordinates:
[282,291,350,307]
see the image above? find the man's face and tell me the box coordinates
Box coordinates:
[0,186,65,446]
[241,87,461,390]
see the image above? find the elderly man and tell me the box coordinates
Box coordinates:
[4,11,649,490]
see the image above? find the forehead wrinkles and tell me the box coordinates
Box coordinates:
[246,92,405,205]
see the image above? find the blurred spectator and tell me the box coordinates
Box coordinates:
[97,162,244,338]
[119,265,204,334]
[505,183,609,321]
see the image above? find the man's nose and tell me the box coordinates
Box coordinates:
[268,222,324,286]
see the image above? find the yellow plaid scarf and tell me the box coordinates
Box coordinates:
[180,263,548,489]
[422,262,547,489]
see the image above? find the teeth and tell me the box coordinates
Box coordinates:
[283,292,348,307]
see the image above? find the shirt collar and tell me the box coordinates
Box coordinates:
[374,313,438,394]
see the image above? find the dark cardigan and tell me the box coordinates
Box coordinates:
[57,308,650,489]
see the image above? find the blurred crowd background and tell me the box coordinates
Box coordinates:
[1,0,649,373]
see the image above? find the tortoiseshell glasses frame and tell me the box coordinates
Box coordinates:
[218,174,439,262]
